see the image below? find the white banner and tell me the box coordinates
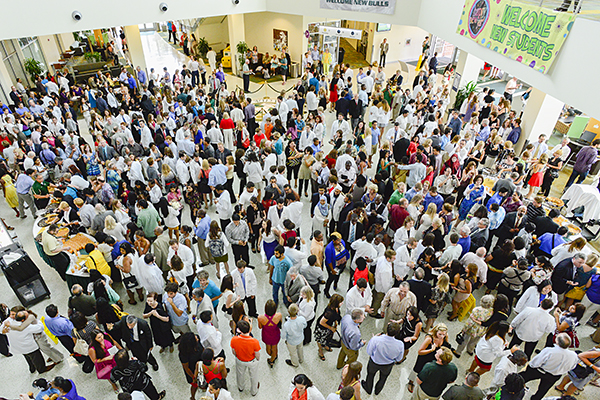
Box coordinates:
[320,0,397,15]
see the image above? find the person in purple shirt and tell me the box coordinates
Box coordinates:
[565,138,600,190]
[216,66,225,83]
[44,304,75,354]
[52,377,86,400]
[423,186,444,212]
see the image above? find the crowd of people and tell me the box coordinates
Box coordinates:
[0,26,600,400]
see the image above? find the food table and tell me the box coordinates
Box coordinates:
[34,211,97,288]
[561,184,600,223]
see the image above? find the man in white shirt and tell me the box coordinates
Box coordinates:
[231,260,258,317]
[306,87,318,115]
[385,122,405,144]
[547,137,571,162]
[345,278,373,315]
[45,80,59,96]
[2,310,56,373]
[394,237,417,281]
[238,182,258,210]
[362,71,374,95]
[520,333,579,400]
[460,248,488,285]
[485,351,529,395]
[350,234,378,273]
[206,48,217,71]
[509,299,556,359]
[175,152,191,185]
[196,310,224,358]
[335,147,358,173]
[529,134,548,160]
[439,233,463,267]
[375,66,386,86]
[371,249,396,316]
[276,96,289,126]
[281,197,303,232]
[167,240,195,283]
[330,114,351,143]
[214,185,233,230]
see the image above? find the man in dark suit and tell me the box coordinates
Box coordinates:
[348,94,363,131]
[337,195,355,233]
[114,315,159,371]
[393,132,410,163]
[469,218,490,253]
[310,186,330,218]
[533,208,560,237]
[335,90,351,118]
[23,138,41,156]
[551,254,585,298]
[407,267,431,311]
[96,95,109,115]
[340,214,364,248]
[97,140,118,164]
[494,206,527,250]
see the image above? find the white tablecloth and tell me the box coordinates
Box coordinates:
[562,184,600,223]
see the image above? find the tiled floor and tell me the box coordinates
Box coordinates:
[0,31,599,400]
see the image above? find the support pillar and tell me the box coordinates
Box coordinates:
[449,50,483,113]
[38,35,62,74]
[0,60,14,103]
[123,25,147,71]
[228,14,246,76]
[515,87,564,154]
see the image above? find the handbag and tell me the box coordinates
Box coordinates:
[456,330,466,345]
[123,274,139,290]
[73,329,89,355]
[552,328,580,349]
[328,331,342,348]
[573,363,594,379]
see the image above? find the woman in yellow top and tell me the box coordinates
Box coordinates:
[0,173,19,217]
[85,243,112,277]
[322,48,332,76]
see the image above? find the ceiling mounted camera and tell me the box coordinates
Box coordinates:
[72,11,82,21]
[159,2,168,12]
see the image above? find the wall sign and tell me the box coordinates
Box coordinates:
[320,0,397,15]
[456,0,575,74]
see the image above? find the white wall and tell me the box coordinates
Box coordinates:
[416,0,600,119]
[243,12,304,63]
[370,25,428,64]
[0,0,267,40]
[194,18,229,53]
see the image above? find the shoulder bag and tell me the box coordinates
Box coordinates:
[73,329,89,355]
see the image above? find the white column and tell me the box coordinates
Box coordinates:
[123,25,147,71]
[449,50,483,111]
[38,35,62,74]
[0,59,14,99]
[228,14,246,76]
[516,88,564,154]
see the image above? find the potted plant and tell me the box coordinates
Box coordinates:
[453,80,478,110]
[83,52,102,63]
[236,41,249,72]
[23,58,44,83]
[197,37,209,59]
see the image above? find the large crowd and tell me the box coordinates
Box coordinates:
[0,30,600,400]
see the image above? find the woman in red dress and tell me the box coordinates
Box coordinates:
[526,154,548,199]
[328,76,339,111]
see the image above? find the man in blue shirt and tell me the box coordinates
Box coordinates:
[136,66,147,86]
[538,226,568,257]
[337,309,366,369]
[44,304,75,354]
[447,110,462,138]
[476,119,491,143]
[16,169,36,218]
[195,209,213,266]
[362,322,404,395]
[208,158,227,189]
[309,74,319,93]
[269,245,293,306]
[457,226,472,258]
[193,270,222,309]
[486,188,509,211]
[163,282,190,334]
[423,186,444,213]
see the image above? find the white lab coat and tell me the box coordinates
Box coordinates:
[231,268,257,298]
[514,286,558,314]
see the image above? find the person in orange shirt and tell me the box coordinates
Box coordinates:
[230,320,261,395]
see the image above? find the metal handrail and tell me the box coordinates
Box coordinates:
[538,0,583,14]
